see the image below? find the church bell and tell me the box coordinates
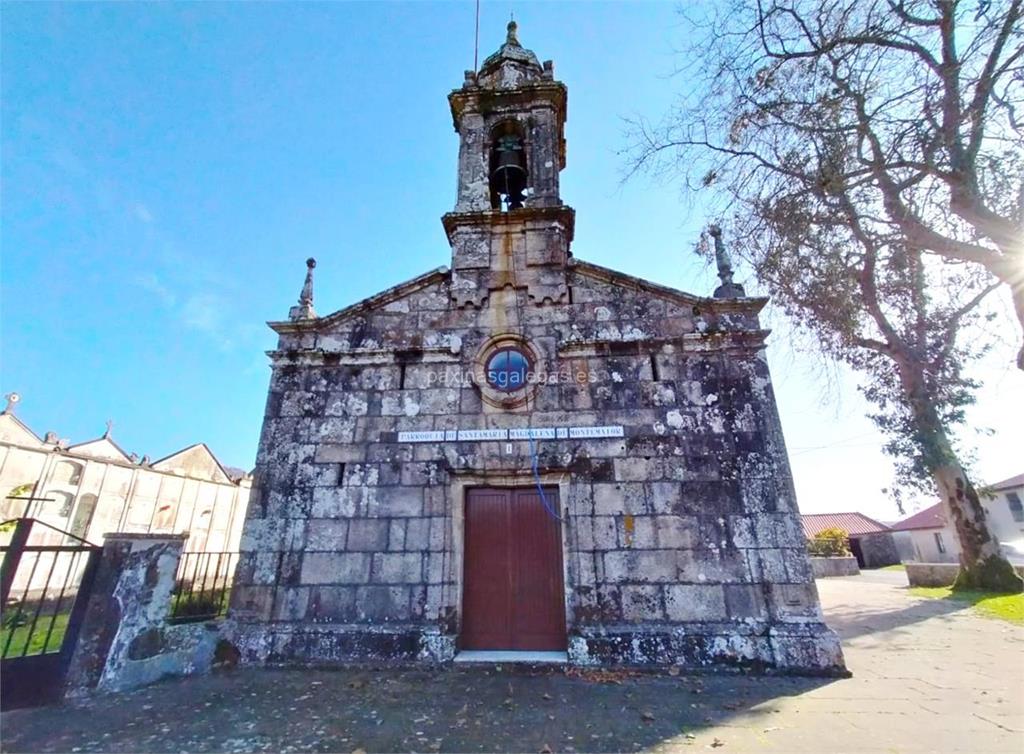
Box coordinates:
[490,134,528,210]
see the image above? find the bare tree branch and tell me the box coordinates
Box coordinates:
[624,0,1024,589]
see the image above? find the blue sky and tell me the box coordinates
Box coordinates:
[3,2,1021,518]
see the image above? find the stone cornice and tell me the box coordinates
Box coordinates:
[266,347,462,368]
[558,330,771,357]
[679,330,772,352]
[448,80,568,134]
[268,330,770,369]
[441,206,575,245]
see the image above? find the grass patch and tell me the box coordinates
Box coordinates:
[879,564,906,571]
[910,587,1024,625]
[169,589,229,623]
[0,611,69,656]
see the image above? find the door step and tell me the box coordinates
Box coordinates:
[454,650,568,664]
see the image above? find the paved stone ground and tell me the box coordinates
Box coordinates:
[3,573,1022,753]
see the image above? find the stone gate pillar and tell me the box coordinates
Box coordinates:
[64,533,189,695]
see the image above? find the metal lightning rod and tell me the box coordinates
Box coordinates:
[473,0,481,72]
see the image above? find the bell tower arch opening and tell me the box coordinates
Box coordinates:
[489,120,529,211]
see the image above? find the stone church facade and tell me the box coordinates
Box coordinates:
[230,24,845,674]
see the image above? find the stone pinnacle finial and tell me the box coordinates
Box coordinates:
[289,257,318,321]
[3,392,20,415]
[299,257,316,306]
[506,19,520,46]
[709,225,745,299]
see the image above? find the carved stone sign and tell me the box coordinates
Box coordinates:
[395,426,625,443]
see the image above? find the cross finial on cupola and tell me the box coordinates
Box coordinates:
[289,257,318,321]
[3,392,20,415]
[709,225,746,299]
[506,18,520,46]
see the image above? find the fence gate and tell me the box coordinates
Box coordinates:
[0,518,100,710]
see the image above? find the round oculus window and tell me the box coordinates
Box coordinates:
[484,347,531,393]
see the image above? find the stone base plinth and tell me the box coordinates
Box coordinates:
[229,623,457,666]
[229,621,846,676]
[569,621,846,676]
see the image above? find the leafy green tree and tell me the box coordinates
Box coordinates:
[807,528,853,557]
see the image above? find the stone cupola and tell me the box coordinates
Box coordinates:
[478,20,545,88]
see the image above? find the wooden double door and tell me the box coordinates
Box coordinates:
[461,487,567,651]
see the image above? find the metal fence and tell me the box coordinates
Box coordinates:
[168,551,238,624]
[0,518,99,661]
[1,518,101,709]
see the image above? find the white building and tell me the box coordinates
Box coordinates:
[891,472,1024,564]
[0,395,251,553]
[982,473,1024,562]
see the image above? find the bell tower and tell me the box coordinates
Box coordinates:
[443,21,573,307]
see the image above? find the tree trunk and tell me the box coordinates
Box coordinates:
[989,255,1024,371]
[900,365,1023,592]
[932,461,1022,592]
[1012,278,1024,371]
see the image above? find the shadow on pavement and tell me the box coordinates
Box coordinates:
[1,665,839,753]
[823,587,968,641]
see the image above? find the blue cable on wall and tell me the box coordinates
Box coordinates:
[528,433,564,521]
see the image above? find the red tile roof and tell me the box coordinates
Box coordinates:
[884,471,1019,528]
[891,502,947,531]
[801,512,892,537]
[992,472,1024,491]
[891,472,1022,532]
